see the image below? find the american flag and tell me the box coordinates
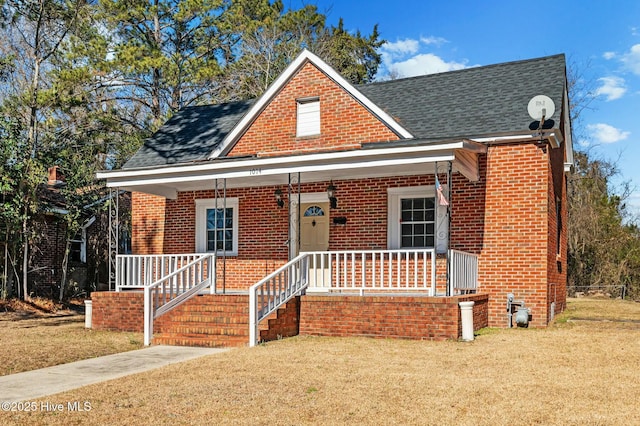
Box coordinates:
[435,175,449,206]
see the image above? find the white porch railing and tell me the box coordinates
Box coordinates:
[141,254,215,346]
[303,249,437,295]
[448,249,479,295]
[116,254,210,291]
[249,253,310,347]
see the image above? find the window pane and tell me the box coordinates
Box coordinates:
[206,207,235,253]
[425,198,435,209]
[399,197,436,248]
[304,205,325,216]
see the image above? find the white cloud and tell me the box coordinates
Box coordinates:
[595,76,626,101]
[621,43,640,75]
[587,123,630,144]
[381,39,420,57]
[603,51,616,60]
[390,53,468,77]
[379,36,470,79]
[420,36,448,46]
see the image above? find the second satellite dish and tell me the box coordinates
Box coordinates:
[527,95,555,121]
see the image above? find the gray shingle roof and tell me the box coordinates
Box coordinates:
[358,54,566,140]
[123,54,566,169]
[124,100,254,169]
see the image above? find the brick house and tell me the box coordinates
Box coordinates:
[94,50,572,347]
[15,167,131,298]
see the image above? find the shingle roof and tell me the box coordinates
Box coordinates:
[124,100,254,169]
[123,54,566,169]
[358,54,566,140]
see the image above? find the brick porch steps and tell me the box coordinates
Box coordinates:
[152,294,299,348]
[153,294,251,348]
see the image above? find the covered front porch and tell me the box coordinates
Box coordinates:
[95,138,488,346]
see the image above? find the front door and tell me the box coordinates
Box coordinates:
[300,202,330,289]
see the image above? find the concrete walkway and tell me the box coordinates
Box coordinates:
[0,346,228,402]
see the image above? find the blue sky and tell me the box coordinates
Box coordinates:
[291,0,640,216]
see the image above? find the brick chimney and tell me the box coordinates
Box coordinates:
[47,166,64,186]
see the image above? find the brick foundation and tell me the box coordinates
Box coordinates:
[299,293,488,341]
[260,296,300,342]
[90,291,488,346]
[91,291,144,332]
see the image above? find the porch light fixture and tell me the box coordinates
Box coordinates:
[274,188,284,208]
[327,182,337,209]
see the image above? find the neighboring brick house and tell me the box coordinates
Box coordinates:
[95,50,573,346]
[23,167,131,298]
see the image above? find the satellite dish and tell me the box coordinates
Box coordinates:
[527,95,555,121]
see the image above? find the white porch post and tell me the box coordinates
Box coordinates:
[143,287,153,346]
[249,289,257,347]
[459,301,475,341]
[108,187,119,291]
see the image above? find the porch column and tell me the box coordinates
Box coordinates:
[108,187,119,291]
[288,172,301,260]
[435,161,453,296]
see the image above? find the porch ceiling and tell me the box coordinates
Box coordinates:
[98,139,487,199]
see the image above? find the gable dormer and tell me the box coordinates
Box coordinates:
[213,50,412,159]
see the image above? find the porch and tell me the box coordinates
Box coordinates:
[99,248,484,347]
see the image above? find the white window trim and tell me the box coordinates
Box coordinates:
[296,97,320,137]
[195,198,239,256]
[387,186,449,253]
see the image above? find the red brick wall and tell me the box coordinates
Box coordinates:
[299,294,488,340]
[91,291,144,332]
[260,296,300,342]
[132,192,166,254]
[129,145,565,328]
[547,142,568,320]
[136,175,445,289]
[30,215,66,296]
[227,62,400,158]
[479,143,550,327]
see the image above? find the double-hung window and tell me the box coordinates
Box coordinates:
[387,186,448,252]
[195,198,239,255]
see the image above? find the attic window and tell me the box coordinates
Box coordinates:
[296,97,320,137]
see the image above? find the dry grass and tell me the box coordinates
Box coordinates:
[0,299,143,376]
[2,297,640,425]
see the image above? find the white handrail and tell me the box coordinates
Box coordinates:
[249,253,309,347]
[116,254,208,291]
[304,249,437,295]
[448,249,478,294]
[143,253,215,346]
